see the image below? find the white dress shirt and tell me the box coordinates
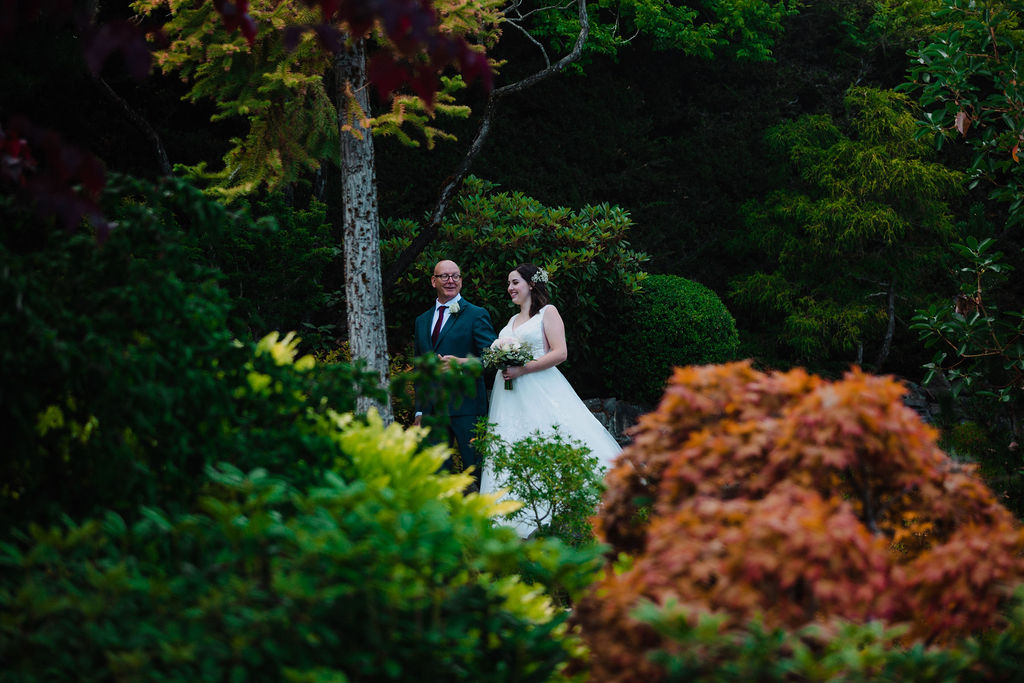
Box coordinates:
[432,295,463,335]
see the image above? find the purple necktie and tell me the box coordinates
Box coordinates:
[431,305,447,345]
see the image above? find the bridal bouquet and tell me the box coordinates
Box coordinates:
[482,338,534,390]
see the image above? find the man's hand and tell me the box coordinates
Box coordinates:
[438,354,463,370]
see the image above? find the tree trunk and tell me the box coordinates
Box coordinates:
[874,280,896,371]
[335,40,393,423]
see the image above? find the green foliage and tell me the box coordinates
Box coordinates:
[530,0,798,61]
[836,0,944,57]
[0,417,605,681]
[0,174,382,532]
[372,79,473,150]
[133,0,502,199]
[635,595,1024,682]
[911,236,1024,430]
[133,0,336,199]
[900,1,1024,440]
[941,420,991,461]
[184,191,344,352]
[902,0,1024,227]
[608,274,739,404]
[382,176,649,397]
[474,426,606,546]
[730,86,963,370]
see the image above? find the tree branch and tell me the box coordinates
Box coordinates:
[91,74,172,177]
[381,0,589,292]
[873,279,896,371]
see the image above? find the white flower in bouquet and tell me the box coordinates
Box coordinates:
[490,337,521,351]
[483,338,534,390]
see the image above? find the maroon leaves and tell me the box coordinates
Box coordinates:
[213,0,258,45]
[290,0,493,107]
[83,20,154,81]
[1,117,111,239]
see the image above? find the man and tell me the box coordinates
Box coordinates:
[414,259,497,490]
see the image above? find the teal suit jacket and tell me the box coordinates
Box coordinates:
[414,298,497,417]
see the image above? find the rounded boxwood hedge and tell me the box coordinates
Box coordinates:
[612,274,740,404]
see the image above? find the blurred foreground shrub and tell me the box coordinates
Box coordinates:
[0,415,603,681]
[634,594,1024,681]
[574,361,1024,681]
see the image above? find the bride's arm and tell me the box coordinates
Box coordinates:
[504,306,567,379]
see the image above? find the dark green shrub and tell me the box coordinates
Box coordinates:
[201,192,344,353]
[382,176,649,397]
[474,425,606,547]
[0,417,604,682]
[610,274,740,404]
[0,175,381,532]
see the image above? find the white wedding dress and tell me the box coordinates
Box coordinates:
[479,305,622,538]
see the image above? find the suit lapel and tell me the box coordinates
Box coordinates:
[417,308,434,352]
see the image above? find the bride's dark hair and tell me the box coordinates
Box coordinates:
[515,262,550,317]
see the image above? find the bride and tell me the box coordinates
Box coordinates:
[478,262,622,538]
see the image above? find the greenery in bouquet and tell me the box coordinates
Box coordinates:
[482,338,535,390]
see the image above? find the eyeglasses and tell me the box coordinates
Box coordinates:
[433,273,462,281]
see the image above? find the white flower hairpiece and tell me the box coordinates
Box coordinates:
[531,268,549,284]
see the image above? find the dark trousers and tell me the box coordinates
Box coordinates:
[426,413,483,491]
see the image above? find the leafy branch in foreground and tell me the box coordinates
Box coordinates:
[474,425,606,546]
[911,236,1024,431]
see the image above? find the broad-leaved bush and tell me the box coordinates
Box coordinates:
[634,594,1024,682]
[0,175,382,531]
[382,176,649,398]
[474,425,606,547]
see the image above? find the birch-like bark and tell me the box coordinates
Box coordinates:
[335,40,393,423]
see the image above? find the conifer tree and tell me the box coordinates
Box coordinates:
[729,86,963,370]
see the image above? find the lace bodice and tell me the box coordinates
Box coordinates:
[499,306,550,359]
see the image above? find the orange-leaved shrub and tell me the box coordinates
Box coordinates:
[574,361,1024,682]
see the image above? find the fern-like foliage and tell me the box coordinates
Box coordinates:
[133,0,503,198]
[134,0,334,197]
[729,86,965,369]
[371,77,471,150]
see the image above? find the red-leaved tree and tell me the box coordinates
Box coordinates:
[0,0,489,234]
[574,361,1024,682]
